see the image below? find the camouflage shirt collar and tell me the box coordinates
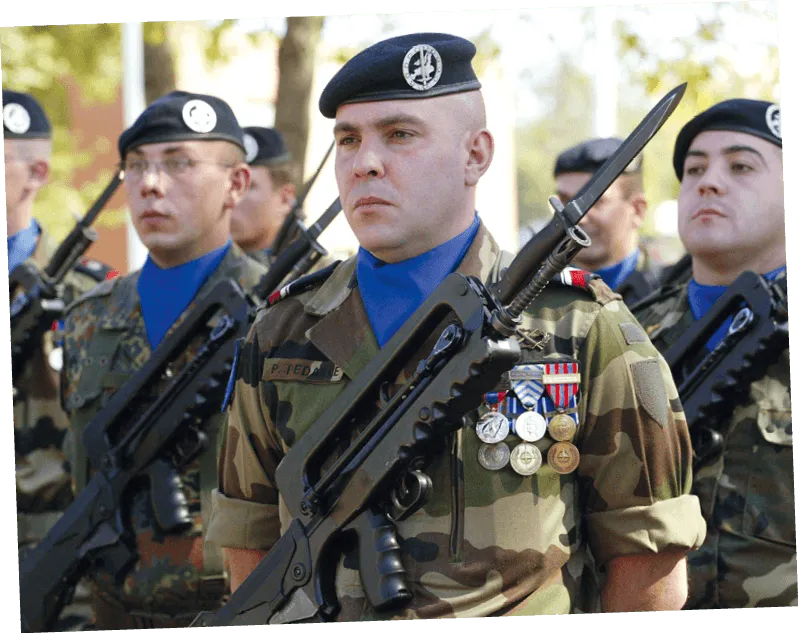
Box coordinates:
[304,222,501,318]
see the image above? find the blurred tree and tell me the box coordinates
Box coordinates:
[515,58,594,228]
[614,1,779,232]
[274,16,325,184]
[0,25,124,240]
[142,22,176,104]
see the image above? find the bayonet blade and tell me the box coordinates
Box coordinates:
[563,82,687,226]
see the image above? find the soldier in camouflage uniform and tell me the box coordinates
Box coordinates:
[231,126,297,267]
[633,99,795,608]
[5,89,114,559]
[553,138,663,306]
[59,91,268,629]
[206,33,706,619]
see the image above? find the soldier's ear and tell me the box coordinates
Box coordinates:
[28,159,50,190]
[465,129,494,187]
[630,192,648,228]
[226,163,252,210]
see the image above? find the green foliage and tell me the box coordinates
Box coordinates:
[1,25,124,240]
[515,1,779,238]
[515,58,594,226]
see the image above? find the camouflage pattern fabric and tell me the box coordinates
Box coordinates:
[207,224,706,619]
[14,227,112,542]
[13,227,113,631]
[59,244,267,628]
[634,272,797,608]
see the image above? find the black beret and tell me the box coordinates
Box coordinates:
[554,137,642,177]
[319,33,482,119]
[242,127,292,166]
[2,90,51,139]
[673,98,781,180]
[118,90,245,157]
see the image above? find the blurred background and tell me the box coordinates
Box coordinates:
[0,1,780,273]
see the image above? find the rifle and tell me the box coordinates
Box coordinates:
[252,197,343,300]
[190,83,687,627]
[18,279,257,633]
[662,271,788,470]
[10,172,122,395]
[268,141,335,261]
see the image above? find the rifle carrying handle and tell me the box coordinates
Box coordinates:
[352,509,412,613]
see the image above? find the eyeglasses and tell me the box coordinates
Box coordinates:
[120,157,236,180]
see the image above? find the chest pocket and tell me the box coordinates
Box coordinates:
[65,329,128,490]
[718,362,795,547]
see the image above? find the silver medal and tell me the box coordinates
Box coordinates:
[514,410,547,442]
[510,442,543,476]
[475,411,510,444]
[477,442,511,471]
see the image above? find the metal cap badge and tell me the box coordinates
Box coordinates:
[403,44,443,91]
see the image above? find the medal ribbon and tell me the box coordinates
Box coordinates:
[544,363,580,409]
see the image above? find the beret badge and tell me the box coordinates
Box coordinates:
[182,99,217,133]
[243,133,259,163]
[766,104,781,139]
[3,103,31,135]
[402,44,443,91]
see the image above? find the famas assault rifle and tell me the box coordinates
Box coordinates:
[18,279,256,633]
[662,271,788,469]
[190,82,687,627]
[10,172,122,395]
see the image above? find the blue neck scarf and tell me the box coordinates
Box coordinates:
[357,215,481,347]
[688,265,786,351]
[7,219,41,272]
[595,249,640,291]
[137,240,231,349]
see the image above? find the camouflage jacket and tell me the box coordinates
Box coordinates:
[14,226,112,542]
[208,224,705,619]
[60,243,267,617]
[633,273,796,608]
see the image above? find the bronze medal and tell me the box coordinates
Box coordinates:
[547,441,580,475]
[548,413,576,442]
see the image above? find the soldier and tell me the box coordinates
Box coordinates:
[633,99,794,608]
[5,89,112,551]
[553,137,662,305]
[206,33,706,617]
[230,126,297,266]
[58,91,268,629]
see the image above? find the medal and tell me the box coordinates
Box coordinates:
[548,413,576,442]
[547,441,580,475]
[476,411,510,444]
[478,442,511,471]
[510,442,543,476]
[515,410,547,442]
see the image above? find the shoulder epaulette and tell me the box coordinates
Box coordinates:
[74,257,120,283]
[66,272,123,310]
[267,261,341,307]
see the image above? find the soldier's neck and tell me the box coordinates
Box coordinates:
[6,204,33,238]
[692,250,787,286]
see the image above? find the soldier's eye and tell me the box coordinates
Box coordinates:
[685,165,705,177]
[125,160,147,174]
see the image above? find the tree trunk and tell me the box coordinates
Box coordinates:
[143,40,176,105]
[274,16,325,184]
